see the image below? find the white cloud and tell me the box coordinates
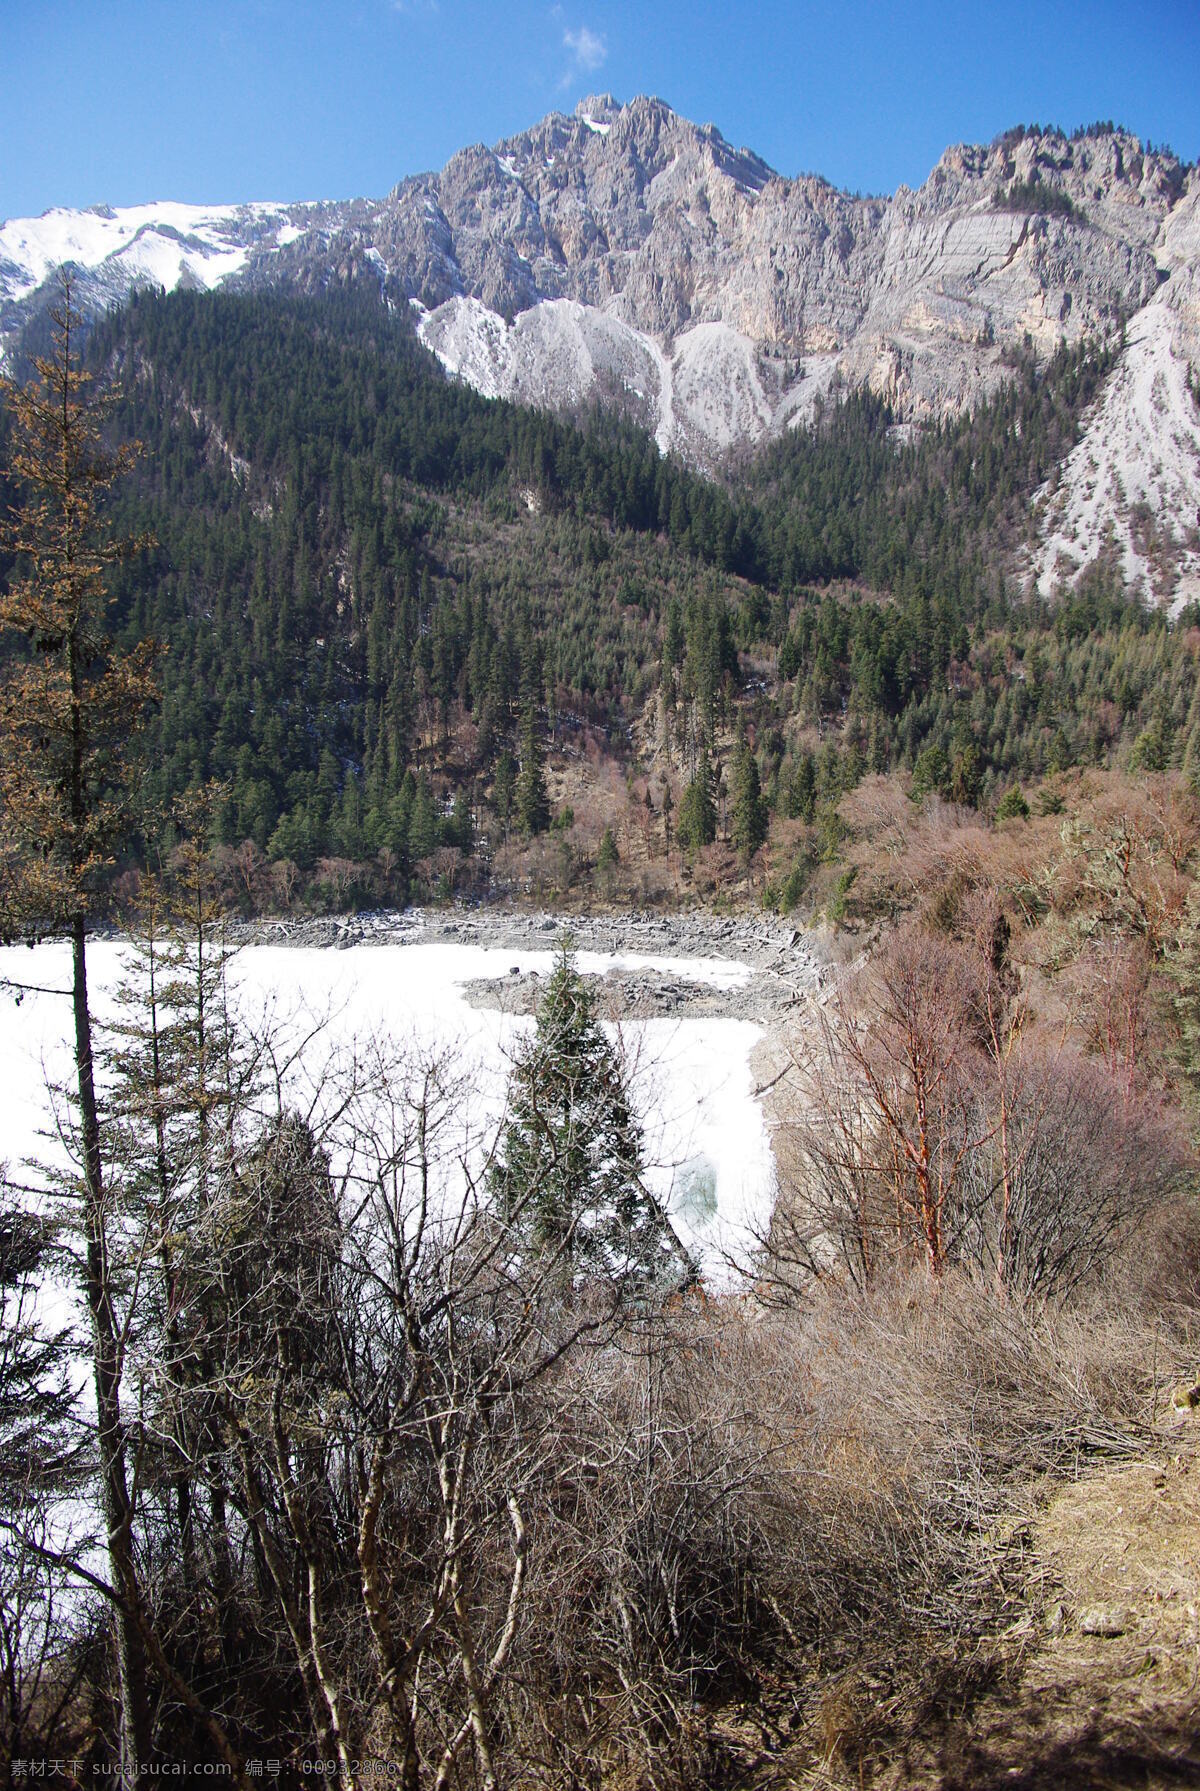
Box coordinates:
[563,24,606,73]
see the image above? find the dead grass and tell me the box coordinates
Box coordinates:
[709,1423,1200,1791]
[924,1436,1200,1791]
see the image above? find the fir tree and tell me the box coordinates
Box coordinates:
[515,703,550,836]
[408,775,439,860]
[597,826,619,871]
[101,824,244,1656]
[995,784,1031,822]
[730,731,768,858]
[676,738,718,852]
[787,752,817,823]
[490,944,689,1289]
[493,749,516,841]
[0,275,160,1782]
[448,787,474,854]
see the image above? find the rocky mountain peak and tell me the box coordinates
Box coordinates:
[2,98,1198,605]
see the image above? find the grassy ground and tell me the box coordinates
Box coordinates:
[929,1436,1200,1790]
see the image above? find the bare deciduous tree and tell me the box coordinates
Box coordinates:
[773,925,995,1282]
[769,916,1185,1303]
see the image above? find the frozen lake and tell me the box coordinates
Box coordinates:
[0,934,777,1278]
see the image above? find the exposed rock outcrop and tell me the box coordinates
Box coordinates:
[3,96,1197,600]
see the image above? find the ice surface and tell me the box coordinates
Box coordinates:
[0,938,772,1281]
[0,932,776,1587]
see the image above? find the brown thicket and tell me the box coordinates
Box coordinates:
[770,902,1188,1301]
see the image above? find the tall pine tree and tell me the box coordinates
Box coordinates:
[490,944,689,1289]
[676,736,718,852]
[515,703,550,836]
[730,729,768,858]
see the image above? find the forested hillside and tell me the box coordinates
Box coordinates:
[13,278,1200,910]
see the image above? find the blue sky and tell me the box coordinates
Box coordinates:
[2,0,1197,219]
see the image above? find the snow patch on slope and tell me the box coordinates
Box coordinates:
[1034,296,1200,610]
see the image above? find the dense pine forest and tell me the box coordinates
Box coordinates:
[7,276,1181,912]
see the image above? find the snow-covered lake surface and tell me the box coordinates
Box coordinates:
[0,937,776,1279]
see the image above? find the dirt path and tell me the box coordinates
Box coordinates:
[708,1435,1200,1790]
[928,1440,1200,1790]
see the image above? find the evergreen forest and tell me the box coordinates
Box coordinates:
[4,277,1199,911]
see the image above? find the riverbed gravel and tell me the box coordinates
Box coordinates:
[231,905,830,1024]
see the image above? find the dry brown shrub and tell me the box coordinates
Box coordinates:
[492,1291,986,1783]
[1046,772,1199,948]
[770,905,1190,1304]
[834,779,1057,926]
[833,770,1200,954]
[1099,1192,1200,1340]
[500,1254,1196,1783]
[837,772,913,847]
[1061,933,1157,1093]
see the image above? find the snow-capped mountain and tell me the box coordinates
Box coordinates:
[3,95,1199,605]
[0,197,360,331]
[0,201,300,304]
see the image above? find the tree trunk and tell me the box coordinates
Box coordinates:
[73,915,155,1782]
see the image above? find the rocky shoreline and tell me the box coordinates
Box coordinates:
[231,905,830,1026]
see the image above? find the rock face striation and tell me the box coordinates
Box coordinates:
[2,95,1198,603]
[1031,175,1200,611]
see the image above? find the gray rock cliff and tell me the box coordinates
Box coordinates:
[2,96,1197,600]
